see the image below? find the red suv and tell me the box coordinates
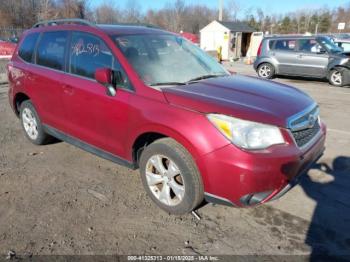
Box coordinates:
[7,19,326,215]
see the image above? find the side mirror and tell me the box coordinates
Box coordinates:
[95,68,116,97]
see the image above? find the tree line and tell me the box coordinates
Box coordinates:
[0,0,349,34]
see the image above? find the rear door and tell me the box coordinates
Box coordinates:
[271,39,299,75]
[62,31,132,157]
[296,38,329,77]
[27,31,68,129]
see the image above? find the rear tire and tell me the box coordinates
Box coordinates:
[20,100,51,145]
[257,63,275,79]
[139,138,204,215]
[329,68,345,87]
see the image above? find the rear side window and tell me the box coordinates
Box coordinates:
[18,33,39,62]
[36,31,68,71]
[273,39,296,51]
[69,32,113,79]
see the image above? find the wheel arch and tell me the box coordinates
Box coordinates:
[256,58,279,74]
[327,66,350,86]
[129,124,202,169]
[13,92,30,116]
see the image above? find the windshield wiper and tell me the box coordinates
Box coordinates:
[186,74,227,83]
[150,82,186,86]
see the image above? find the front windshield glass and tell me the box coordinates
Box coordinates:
[113,34,228,86]
[318,37,343,53]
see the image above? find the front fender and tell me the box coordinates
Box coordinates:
[125,94,231,164]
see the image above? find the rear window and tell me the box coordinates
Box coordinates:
[18,33,39,62]
[272,39,296,51]
[36,31,68,71]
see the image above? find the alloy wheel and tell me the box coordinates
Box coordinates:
[259,65,272,78]
[22,107,39,140]
[145,154,185,206]
[331,70,342,86]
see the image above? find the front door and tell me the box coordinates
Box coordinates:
[62,31,132,157]
[296,39,329,77]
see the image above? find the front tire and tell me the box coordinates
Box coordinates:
[139,138,204,215]
[20,100,51,145]
[329,68,345,87]
[257,63,275,79]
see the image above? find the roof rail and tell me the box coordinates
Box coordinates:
[32,19,95,28]
[98,23,163,29]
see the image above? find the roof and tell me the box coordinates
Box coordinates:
[30,19,168,36]
[217,21,255,33]
[263,35,329,40]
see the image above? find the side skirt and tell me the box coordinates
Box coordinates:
[43,124,136,170]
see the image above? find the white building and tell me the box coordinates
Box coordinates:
[200,20,255,60]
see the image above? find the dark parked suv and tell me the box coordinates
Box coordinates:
[7,19,326,215]
[254,36,350,87]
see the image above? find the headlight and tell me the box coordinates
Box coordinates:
[207,114,285,150]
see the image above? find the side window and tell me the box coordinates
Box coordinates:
[273,39,296,51]
[18,33,39,63]
[36,31,67,71]
[69,32,130,89]
[268,40,275,49]
[298,39,318,53]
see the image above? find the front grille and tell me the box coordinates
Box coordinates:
[292,120,320,147]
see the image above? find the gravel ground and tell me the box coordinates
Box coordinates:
[0,62,350,259]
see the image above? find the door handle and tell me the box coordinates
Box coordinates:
[297,54,303,59]
[63,84,74,95]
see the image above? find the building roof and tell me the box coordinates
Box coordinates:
[217,21,255,33]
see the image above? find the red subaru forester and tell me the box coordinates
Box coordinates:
[7,19,326,215]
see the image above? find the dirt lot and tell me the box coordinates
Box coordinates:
[0,62,350,259]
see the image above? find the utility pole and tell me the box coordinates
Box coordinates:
[219,0,223,21]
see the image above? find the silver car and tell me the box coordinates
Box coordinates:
[254,36,350,87]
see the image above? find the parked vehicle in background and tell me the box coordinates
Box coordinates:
[7,19,326,215]
[0,39,17,58]
[179,31,199,45]
[254,36,350,87]
[334,39,350,53]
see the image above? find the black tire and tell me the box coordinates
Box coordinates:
[257,63,275,79]
[139,138,204,215]
[19,100,51,145]
[329,68,345,87]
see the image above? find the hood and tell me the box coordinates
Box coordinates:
[162,75,315,128]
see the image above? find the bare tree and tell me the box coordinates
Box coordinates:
[124,0,142,23]
[94,1,121,24]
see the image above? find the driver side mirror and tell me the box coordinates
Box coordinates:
[95,68,116,97]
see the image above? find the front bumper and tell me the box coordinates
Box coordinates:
[201,122,326,207]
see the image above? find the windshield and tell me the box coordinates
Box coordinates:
[318,37,343,53]
[113,34,228,86]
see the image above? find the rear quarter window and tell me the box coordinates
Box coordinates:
[36,31,68,71]
[268,40,275,49]
[18,33,39,62]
